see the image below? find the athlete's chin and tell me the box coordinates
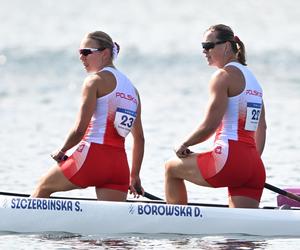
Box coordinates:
[207,60,214,66]
[207,59,217,67]
[84,65,93,73]
[82,64,88,70]
[205,57,213,66]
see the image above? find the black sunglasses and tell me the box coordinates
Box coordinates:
[79,47,106,56]
[201,41,227,51]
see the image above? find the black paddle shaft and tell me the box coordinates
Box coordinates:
[264,183,300,203]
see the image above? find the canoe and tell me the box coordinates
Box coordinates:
[0,193,300,236]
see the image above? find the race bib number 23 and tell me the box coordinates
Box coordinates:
[245,102,262,131]
[114,107,137,137]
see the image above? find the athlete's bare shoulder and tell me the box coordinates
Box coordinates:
[83,74,103,88]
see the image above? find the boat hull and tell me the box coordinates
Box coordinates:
[1,195,300,236]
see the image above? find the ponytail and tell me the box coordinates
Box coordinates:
[233,36,246,66]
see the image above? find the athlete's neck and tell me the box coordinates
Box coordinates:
[104,64,115,69]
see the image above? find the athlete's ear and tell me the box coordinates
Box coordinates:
[103,48,111,61]
[225,41,231,55]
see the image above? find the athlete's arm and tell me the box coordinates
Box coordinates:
[52,76,98,162]
[255,102,267,155]
[176,70,229,158]
[129,92,145,196]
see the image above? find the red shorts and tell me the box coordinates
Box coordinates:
[197,140,266,201]
[60,141,129,192]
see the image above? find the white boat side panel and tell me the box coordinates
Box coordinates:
[0,196,300,236]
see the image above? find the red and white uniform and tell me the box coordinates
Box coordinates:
[197,62,266,201]
[61,67,139,192]
[83,67,138,147]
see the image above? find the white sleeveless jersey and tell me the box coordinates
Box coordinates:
[83,67,138,148]
[215,62,263,145]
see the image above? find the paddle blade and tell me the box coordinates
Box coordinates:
[277,188,300,207]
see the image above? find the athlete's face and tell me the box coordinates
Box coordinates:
[202,31,228,68]
[79,38,104,73]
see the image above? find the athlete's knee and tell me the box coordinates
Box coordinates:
[35,175,54,196]
[36,184,52,197]
[32,183,52,198]
[165,158,179,177]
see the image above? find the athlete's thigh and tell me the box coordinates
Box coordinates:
[42,164,80,192]
[167,154,211,187]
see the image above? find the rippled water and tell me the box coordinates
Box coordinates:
[1,0,300,249]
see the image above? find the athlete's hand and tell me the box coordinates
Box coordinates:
[129,176,144,198]
[50,149,68,163]
[174,144,193,158]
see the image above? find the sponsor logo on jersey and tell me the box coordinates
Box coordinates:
[116,92,138,104]
[245,89,262,97]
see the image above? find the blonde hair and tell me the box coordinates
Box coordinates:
[86,31,120,58]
